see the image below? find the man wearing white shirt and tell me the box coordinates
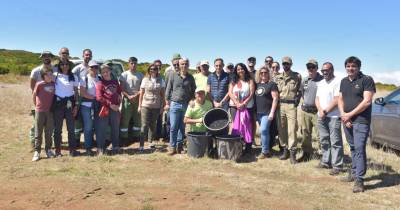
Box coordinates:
[315,62,344,175]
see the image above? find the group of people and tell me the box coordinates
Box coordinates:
[30,47,375,193]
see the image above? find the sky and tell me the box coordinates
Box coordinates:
[1,0,399,85]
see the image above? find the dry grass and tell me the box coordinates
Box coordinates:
[0,77,399,210]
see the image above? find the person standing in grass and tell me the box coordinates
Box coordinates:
[53,61,80,157]
[96,64,122,155]
[207,58,230,111]
[254,67,279,159]
[338,56,375,193]
[29,51,57,152]
[32,68,55,161]
[119,57,144,145]
[138,64,166,151]
[315,62,344,175]
[165,58,196,155]
[79,60,101,156]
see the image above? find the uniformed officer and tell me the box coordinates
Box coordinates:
[298,59,323,162]
[119,57,144,145]
[275,56,302,164]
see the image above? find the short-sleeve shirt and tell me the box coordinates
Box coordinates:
[72,63,89,83]
[80,75,100,107]
[255,81,278,114]
[30,65,58,83]
[207,71,230,102]
[54,72,79,98]
[301,73,323,106]
[34,81,55,112]
[316,76,341,118]
[339,72,376,124]
[185,100,213,132]
[194,73,209,91]
[275,70,302,100]
[119,70,144,95]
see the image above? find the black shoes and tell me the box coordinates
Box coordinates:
[279,148,289,160]
[298,152,312,162]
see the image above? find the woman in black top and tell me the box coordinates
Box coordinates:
[255,67,279,158]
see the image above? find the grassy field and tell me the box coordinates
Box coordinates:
[0,75,399,210]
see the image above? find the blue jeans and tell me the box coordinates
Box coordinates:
[80,105,100,150]
[257,114,271,154]
[169,101,188,148]
[318,117,344,169]
[343,122,370,181]
[97,109,120,151]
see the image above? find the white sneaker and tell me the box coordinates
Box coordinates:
[32,151,40,162]
[46,150,55,158]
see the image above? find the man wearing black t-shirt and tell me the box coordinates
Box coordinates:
[338,56,375,193]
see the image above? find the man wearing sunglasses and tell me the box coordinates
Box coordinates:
[275,56,302,164]
[298,59,323,163]
[55,47,74,70]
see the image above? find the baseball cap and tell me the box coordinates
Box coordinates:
[306,59,318,66]
[195,87,206,93]
[200,60,209,66]
[39,51,54,58]
[282,56,293,64]
[88,60,99,67]
[172,53,181,60]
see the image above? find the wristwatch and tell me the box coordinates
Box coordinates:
[323,110,328,115]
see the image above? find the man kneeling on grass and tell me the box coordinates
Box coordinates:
[32,68,55,161]
[184,88,213,133]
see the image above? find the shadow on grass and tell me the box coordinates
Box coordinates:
[365,158,400,190]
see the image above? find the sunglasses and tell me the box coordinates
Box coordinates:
[150,68,157,71]
[282,62,291,65]
[173,64,179,67]
[90,66,99,69]
[307,65,317,70]
[260,71,268,74]
[61,52,69,55]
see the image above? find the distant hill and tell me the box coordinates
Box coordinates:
[0,49,174,76]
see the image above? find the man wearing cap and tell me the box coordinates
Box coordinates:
[119,57,144,144]
[207,58,230,111]
[194,60,210,91]
[338,56,375,193]
[184,88,213,132]
[165,53,181,83]
[29,51,58,151]
[275,56,302,164]
[315,62,344,175]
[298,59,323,162]
[247,57,257,81]
[71,49,93,143]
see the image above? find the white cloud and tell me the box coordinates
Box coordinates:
[370,71,400,86]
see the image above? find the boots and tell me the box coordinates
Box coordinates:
[353,180,364,193]
[279,148,289,160]
[298,151,312,162]
[290,149,298,164]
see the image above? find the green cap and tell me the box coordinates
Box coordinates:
[306,59,318,66]
[172,53,181,61]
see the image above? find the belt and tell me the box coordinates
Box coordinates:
[280,99,296,104]
[301,104,318,114]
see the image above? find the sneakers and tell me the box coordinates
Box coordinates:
[69,150,80,157]
[258,152,272,159]
[149,143,156,149]
[340,172,355,182]
[86,149,95,156]
[138,146,144,152]
[168,148,177,156]
[32,151,40,162]
[329,168,344,176]
[353,180,364,193]
[316,162,331,169]
[46,150,55,158]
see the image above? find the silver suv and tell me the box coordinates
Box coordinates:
[70,59,125,80]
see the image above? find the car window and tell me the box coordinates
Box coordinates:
[386,90,400,104]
